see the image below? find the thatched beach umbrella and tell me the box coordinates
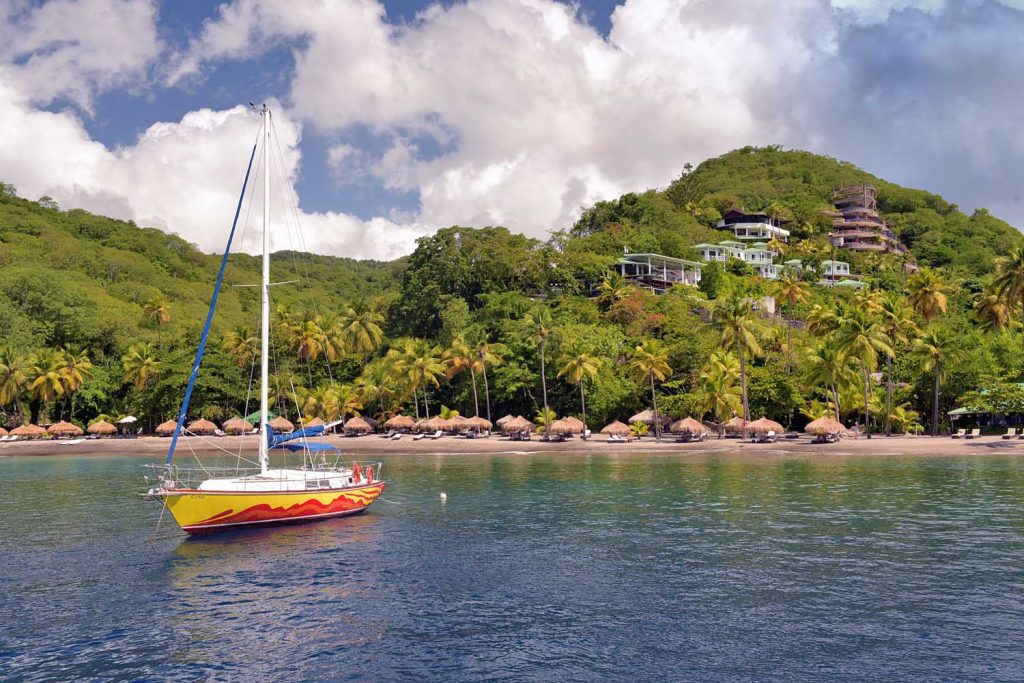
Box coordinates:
[155,420,178,436]
[304,416,326,429]
[563,416,586,432]
[600,420,631,436]
[550,418,583,435]
[748,417,785,434]
[503,416,534,433]
[466,416,492,431]
[344,416,372,434]
[0,427,7,436]
[12,424,47,439]
[670,417,709,435]
[48,420,84,437]
[187,418,217,435]
[724,416,748,435]
[629,409,668,426]
[448,415,471,432]
[87,419,117,437]
[385,415,416,431]
[268,416,294,433]
[805,417,846,436]
[223,417,253,435]
[496,414,515,428]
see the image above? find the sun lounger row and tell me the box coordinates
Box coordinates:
[951,428,981,439]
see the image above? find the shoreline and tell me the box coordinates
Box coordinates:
[1,432,1022,459]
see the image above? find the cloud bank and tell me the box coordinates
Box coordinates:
[0,0,1021,260]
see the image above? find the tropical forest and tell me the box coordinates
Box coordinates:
[3,146,1024,437]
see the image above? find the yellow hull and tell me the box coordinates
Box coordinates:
[161,483,385,534]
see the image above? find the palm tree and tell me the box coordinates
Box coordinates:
[0,348,27,420]
[914,326,959,436]
[122,342,161,391]
[772,275,809,371]
[711,295,762,420]
[473,339,506,426]
[444,338,479,417]
[301,384,341,421]
[143,296,171,346]
[28,349,65,423]
[906,267,951,322]
[629,339,672,440]
[403,342,446,418]
[223,325,258,368]
[287,317,330,362]
[802,340,857,421]
[59,346,93,420]
[339,302,384,356]
[596,273,631,308]
[890,404,921,435]
[974,284,1012,333]
[834,306,893,438]
[698,354,741,437]
[523,308,557,438]
[558,344,601,439]
[993,246,1024,332]
[877,292,919,435]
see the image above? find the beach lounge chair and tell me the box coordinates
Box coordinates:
[413,433,425,441]
[965,428,981,439]
[951,429,966,439]
[1003,428,1017,440]
[607,434,625,443]
[428,430,443,440]
[390,432,402,440]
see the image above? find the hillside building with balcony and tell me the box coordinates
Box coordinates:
[717,209,790,243]
[828,185,907,255]
[613,252,702,294]
[694,241,783,280]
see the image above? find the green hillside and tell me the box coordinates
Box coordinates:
[1,146,1022,438]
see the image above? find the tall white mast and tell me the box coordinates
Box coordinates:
[258,105,271,474]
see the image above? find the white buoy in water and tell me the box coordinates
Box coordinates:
[440,492,447,501]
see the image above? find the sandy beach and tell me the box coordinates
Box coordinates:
[1,432,1021,459]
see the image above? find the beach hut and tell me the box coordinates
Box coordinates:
[87,419,117,437]
[723,416,748,436]
[223,417,254,435]
[629,409,668,426]
[748,417,785,435]
[670,417,709,435]
[268,416,294,433]
[11,424,47,439]
[503,415,534,434]
[550,418,583,435]
[155,420,178,436]
[385,415,416,432]
[466,416,492,431]
[48,420,84,437]
[344,416,373,435]
[187,418,217,435]
[600,421,631,437]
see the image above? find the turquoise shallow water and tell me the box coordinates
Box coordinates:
[2,452,1024,681]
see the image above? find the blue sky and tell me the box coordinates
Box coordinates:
[2,0,1022,259]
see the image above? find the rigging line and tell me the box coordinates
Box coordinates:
[166,124,261,465]
[269,117,339,388]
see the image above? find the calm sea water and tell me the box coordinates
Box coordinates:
[2,452,1024,682]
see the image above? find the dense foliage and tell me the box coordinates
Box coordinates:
[1,147,1022,437]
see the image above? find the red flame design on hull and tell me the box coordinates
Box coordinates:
[185,484,385,533]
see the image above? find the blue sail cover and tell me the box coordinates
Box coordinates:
[282,442,338,453]
[267,424,326,450]
[165,139,258,465]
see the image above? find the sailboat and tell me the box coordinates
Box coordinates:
[146,106,385,534]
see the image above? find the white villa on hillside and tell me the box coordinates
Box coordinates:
[717,209,790,243]
[613,252,702,293]
[695,241,783,279]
